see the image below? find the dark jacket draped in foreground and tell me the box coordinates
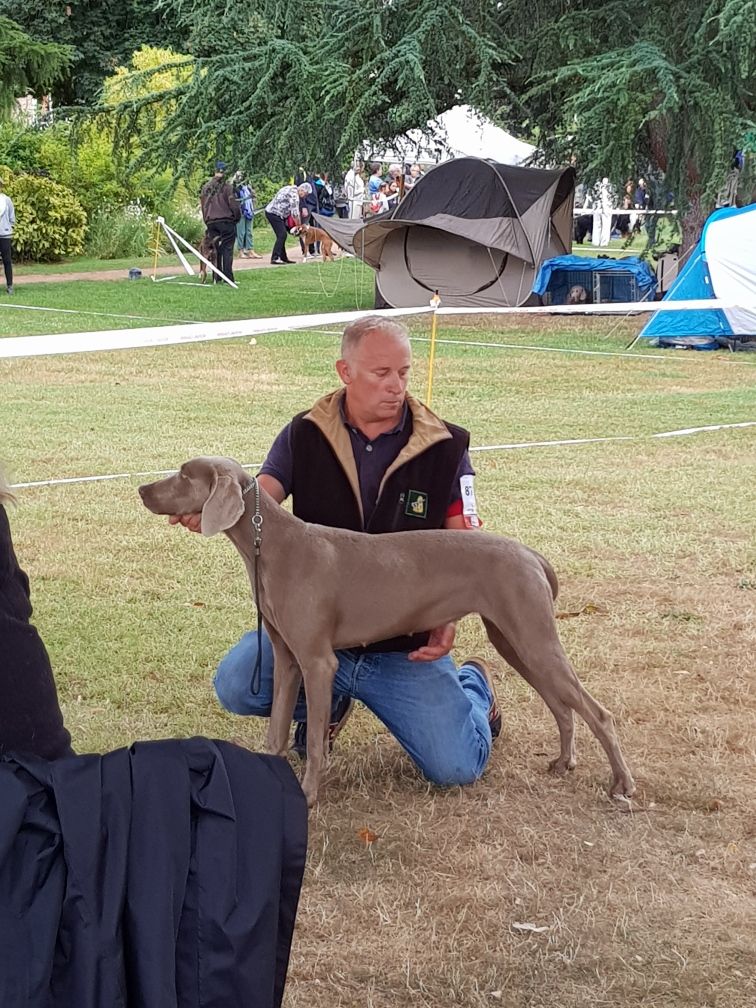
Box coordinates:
[0,738,308,1008]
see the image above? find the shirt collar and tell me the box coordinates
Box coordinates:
[339,397,409,439]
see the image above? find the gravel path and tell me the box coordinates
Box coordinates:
[15,249,314,285]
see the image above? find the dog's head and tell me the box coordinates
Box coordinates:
[139,456,249,536]
[566,285,588,304]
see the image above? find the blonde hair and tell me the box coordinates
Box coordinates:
[340,315,410,358]
[0,467,16,505]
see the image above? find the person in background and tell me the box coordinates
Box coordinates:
[368,182,390,215]
[623,179,639,234]
[615,195,633,240]
[233,172,262,259]
[387,163,403,199]
[333,176,350,218]
[367,163,384,197]
[314,172,336,218]
[0,469,74,760]
[404,163,423,190]
[265,183,308,264]
[297,181,320,258]
[200,161,241,283]
[0,176,15,295]
[589,177,615,248]
[344,160,365,218]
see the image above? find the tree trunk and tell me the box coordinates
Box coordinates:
[679,190,710,260]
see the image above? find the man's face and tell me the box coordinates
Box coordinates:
[336,331,411,424]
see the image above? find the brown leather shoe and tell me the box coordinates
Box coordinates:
[462,657,502,739]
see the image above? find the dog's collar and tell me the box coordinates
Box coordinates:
[242,478,257,497]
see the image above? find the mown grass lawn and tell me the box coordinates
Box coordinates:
[1,269,754,1008]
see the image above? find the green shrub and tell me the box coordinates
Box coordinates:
[84,201,205,260]
[4,170,86,261]
[159,203,204,248]
[84,205,152,259]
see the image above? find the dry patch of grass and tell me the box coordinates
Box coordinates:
[3,317,755,1007]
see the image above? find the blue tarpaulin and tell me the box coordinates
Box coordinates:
[533,255,657,304]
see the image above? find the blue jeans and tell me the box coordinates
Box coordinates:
[214,629,495,787]
[236,216,253,251]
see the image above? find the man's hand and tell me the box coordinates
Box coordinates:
[409,621,456,662]
[168,513,202,534]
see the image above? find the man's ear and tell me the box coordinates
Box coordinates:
[335,358,351,384]
[200,474,245,536]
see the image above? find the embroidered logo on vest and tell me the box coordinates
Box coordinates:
[405,490,428,519]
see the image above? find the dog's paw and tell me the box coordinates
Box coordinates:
[610,772,636,799]
[547,754,577,775]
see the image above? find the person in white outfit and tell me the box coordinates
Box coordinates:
[344,161,366,219]
[589,177,615,247]
[0,177,15,294]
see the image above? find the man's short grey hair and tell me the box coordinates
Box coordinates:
[340,316,410,358]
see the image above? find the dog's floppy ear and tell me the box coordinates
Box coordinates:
[200,473,245,536]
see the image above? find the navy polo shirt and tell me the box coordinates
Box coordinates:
[260,401,474,526]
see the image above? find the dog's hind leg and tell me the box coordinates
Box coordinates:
[482,617,635,797]
[265,624,302,757]
[482,617,576,773]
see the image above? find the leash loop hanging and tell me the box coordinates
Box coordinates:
[243,476,264,695]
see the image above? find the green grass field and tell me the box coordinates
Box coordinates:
[2,255,375,337]
[1,269,755,1007]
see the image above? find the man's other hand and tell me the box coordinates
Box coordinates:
[409,621,456,662]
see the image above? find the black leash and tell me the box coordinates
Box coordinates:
[243,477,264,695]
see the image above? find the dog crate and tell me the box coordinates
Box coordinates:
[591,270,639,304]
[541,268,595,305]
[535,256,657,306]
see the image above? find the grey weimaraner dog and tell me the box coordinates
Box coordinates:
[140,456,635,807]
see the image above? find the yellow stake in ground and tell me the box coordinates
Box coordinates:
[425,291,442,407]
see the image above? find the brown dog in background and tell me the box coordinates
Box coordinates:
[298,224,337,261]
[197,231,219,283]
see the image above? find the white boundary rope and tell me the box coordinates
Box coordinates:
[3,301,756,359]
[10,422,755,490]
[410,335,670,360]
[0,303,200,324]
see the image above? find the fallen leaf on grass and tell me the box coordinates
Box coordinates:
[357,827,378,846]
[512,921,550,934]
[555,603,607,619]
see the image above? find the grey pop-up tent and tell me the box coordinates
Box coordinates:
[316,158,575,309]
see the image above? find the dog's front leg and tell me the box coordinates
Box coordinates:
[299,653,339,808]
[265,625,301,757]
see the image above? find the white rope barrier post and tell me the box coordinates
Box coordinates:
[154,217,238,289]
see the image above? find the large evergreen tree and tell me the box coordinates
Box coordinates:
[100,0,754,246]
[486,0,756,247]
[0,16,74,119]
[106,0,507,176]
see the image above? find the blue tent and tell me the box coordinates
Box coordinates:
[639,205,756,350]
[533,255,657,305]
